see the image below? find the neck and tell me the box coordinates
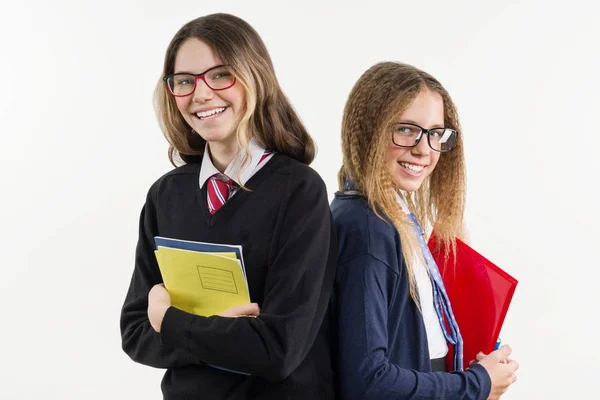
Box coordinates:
[208,139,240,173]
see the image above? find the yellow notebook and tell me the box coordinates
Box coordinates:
[155,247,250,317]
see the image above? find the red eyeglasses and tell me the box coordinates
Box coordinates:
[163,64,236,97]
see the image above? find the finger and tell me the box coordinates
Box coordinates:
[244,302,260,316]
[511,373,518,384]
[493,344,512,361]
[149,284,161,298]
[151,283,166,293]
[231,303,260,316]
[469,359,476,366]
[476,351,486,361]
[508,359,519,372]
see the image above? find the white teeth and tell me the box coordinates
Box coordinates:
[400,162,424,172]
[196,107,226,119]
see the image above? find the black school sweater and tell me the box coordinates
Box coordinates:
[120,154,337,399]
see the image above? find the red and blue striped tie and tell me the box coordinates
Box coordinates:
[206,151,271,214]
[207,176,234,214]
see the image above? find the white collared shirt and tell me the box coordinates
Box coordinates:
[396,193,449,359]
[199,138,274,197]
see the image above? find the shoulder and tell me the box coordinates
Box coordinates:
[160,162,200,181]
[331,193,402,273]
[330,193,399,247]
[269,154,326,190]
[261,154,328,204]
[145,162,201,201]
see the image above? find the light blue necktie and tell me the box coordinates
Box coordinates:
[407,212,464,371]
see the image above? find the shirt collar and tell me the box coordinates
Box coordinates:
[198,137,267,188]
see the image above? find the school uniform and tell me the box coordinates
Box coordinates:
[330,191,491,400]
[120,140,337,399]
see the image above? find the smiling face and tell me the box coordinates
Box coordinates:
[173,38,246,150]
[385,88,444,192]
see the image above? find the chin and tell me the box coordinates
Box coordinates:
[196,130,229,142]
[395,179,424,193]
[191,125,236,143]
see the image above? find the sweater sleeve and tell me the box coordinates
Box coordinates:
[336,254,491,400]
[120,185,200,368]
[159,172,337,382]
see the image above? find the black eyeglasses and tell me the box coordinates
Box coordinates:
[390,122,458,152]
[163,64,236,97]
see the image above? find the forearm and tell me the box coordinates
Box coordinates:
[341,361,490,400]
[159,268,332,382]
[159,307,291,380]
[120,290,200,368]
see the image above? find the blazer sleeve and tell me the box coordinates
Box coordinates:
[335,253,491,400]
[120,184,200,368]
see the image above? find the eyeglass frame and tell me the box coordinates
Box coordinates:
[390,122,459,153]
[163,64,237,97]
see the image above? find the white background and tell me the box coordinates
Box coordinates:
[1,0,598,398]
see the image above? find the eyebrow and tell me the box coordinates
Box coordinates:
[399,119,446,129]
[173,64,226,75]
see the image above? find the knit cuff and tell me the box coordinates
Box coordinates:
[160,306,195,352]
[468,363,492,400]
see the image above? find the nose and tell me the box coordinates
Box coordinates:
[411,133,431,156]
[192,78,214,103]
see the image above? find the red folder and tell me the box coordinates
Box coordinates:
[427,235,518,371]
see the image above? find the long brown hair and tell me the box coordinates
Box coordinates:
[155,13,315,166]
[339,62,466,303]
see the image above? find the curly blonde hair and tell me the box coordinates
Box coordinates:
[339,62,466,303]
[155,13,315,167]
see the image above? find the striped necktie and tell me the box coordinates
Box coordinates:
[207,176,234,214]
[408,212,464,371]
[206,151,272,214]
